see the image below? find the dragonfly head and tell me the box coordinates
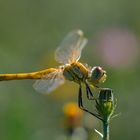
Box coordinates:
[88,66,107,85]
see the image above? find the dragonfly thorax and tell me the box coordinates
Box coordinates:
[63,62,89,83]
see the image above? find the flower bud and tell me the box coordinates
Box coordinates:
[96,88,114,120]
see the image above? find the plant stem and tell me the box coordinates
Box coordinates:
[103,118,109,140]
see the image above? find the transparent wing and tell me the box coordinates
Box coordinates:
[33,69,65,94]
[55,30,88,64]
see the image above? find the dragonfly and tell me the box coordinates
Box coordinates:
[0,30,107,107]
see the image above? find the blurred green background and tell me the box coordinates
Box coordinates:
[0,0,140,140]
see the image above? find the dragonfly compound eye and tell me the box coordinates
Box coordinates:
[89,66,107,85]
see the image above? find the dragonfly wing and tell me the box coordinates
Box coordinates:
[55,30,88,64]
[33,69,65,94]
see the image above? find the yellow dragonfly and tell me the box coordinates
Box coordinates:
[0,30,107,107]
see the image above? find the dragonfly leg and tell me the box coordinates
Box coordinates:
[86,83,96,100]
[78,84,84,108]
[78,84,103,121]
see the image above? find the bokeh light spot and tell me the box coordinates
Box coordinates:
[95,28,139,69]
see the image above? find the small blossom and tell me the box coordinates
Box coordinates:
[63,102,83,128]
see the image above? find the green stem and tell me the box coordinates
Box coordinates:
[103,118,109,140]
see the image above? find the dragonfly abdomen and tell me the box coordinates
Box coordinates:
[0,73,39,81]
[0,68,57,81]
